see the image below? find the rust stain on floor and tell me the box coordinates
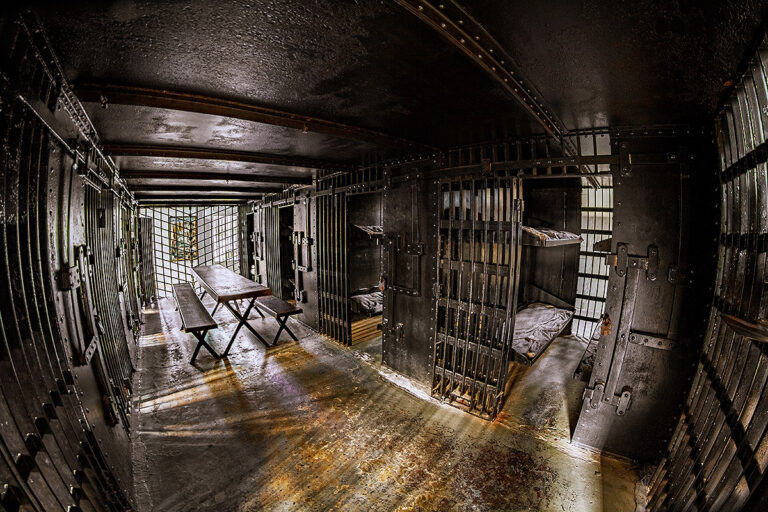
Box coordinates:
[133,299,640,511]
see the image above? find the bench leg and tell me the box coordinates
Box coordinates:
[190,329,220,365]
[211,302,221,317]
[198,290,207,301]
[253,303,265,318]
[272,315,299,345]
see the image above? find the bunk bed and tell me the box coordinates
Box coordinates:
[511,225,582,365]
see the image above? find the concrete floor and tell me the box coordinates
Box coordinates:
[132,298,643,511]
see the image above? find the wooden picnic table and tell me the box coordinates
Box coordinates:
[191,264,272,355]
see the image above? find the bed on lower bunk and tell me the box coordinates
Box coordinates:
[510,224,581,365]
[350,286,383,316]
[511,302,574,365]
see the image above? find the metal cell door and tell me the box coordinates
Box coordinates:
[317,192,350,344]
[432,175,523,419]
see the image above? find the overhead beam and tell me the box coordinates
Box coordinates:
[76,83,436,151]
[105,143,352,171]
[136,197,260,205]
[121,170,312,185]
[130,185,276,193]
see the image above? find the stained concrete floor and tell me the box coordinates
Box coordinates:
[132,298,643,511]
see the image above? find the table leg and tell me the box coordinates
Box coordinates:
[190,328,219,365]
[222,298,269,356]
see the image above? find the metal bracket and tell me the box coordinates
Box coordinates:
[84,338,98,364]
[583,382,632,416]
[57,265,81,290]
[629,331,676,351]
[380,319,404,342]
[605,243,658,280]
[668,264,693,285]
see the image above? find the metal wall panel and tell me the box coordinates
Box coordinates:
[572,129,718,463]
[0,12,134,510]
[649,41,768,511]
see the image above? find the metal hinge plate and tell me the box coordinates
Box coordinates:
[583,382,632,416]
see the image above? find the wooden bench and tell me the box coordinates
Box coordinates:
[255,296,303,345]
[173,283,219,364]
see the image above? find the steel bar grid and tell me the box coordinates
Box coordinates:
[315,168,352,345]
[649,40,768,512]
[139,205,240,298]
[431,173,522,419]
[573,176,613,340]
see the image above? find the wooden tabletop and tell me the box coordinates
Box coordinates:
[192,264,272,302]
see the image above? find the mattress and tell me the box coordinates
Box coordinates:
[512,303,574,363]
[522,226,581,242]
[351,289,384,315]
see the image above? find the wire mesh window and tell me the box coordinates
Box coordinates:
[573,175,613,339]
[139,205,240,297]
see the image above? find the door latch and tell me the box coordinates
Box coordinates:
[605,243,658,280]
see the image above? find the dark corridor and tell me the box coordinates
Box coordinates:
[1,2,768,511]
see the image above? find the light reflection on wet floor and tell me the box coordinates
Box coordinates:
[132,298,640,512]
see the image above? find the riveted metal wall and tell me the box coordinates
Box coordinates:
[648,41,768,511]
[0,11,135,511]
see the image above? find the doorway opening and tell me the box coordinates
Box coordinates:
[278,205,294,300]
[347,192,384,362]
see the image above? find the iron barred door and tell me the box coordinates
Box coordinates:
[432,175,523,419]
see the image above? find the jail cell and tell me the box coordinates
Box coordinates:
[432,176,522,418]
[140,205,240,297]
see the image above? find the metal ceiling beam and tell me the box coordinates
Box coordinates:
[76,83,435,151]
[136,197,259,203]
[105,143,352,171]
[121,170,312,185]
[130,185,275,193]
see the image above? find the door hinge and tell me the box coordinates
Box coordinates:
[583,382,633,416]
[605,243,658,280]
